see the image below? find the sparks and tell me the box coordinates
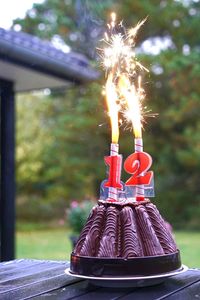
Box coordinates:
[100,13,151,139]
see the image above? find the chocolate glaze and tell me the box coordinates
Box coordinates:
[145,203,177,254]
[97,206,119,257]
[135,205,164,256]
[74,205,98,255]
[73,200,178,260]
[79,205,105,256]
[71,200,181,277]
[120,206,144,258]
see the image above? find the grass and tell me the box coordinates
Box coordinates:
[16,227,200,268]
[175,231,200,268]
[17,228,72,260]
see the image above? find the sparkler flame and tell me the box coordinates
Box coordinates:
[105,73,119,143]
[101,13,149,139]
[118,74,142,138]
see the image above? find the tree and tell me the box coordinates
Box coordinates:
[13,0,112,59]
[14,0,200,228]
[16,83,109,220]
[110,0,200,228]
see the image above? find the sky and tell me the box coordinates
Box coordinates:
[0,0,44,29]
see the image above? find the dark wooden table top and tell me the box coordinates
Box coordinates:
[0,259,199,299]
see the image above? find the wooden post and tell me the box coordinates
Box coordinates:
[0,79,15,261]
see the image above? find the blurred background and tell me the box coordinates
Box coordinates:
[1,0,200,265]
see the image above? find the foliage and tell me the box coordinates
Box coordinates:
[16,93,52,194]
[16,86,108,221]
[14,0,200,228]
[67,200,95,234]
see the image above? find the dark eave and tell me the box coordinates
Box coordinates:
[0,28,100,92]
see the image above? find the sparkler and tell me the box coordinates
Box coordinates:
[104,67,121,202]
[101,13,153,202]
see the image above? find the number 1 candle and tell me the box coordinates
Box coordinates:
[104,73,123,201]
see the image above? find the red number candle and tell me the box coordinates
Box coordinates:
[104,143,123,201]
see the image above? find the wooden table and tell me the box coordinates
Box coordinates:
[0,259,199,299]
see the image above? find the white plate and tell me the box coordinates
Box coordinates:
[65,265,188,288]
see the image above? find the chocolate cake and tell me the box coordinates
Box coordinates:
[70,199,181,277]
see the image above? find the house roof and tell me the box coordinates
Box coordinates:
[0,27,99,92]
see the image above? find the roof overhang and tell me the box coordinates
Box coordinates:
[0,59,71,92]
[0,28,100,92]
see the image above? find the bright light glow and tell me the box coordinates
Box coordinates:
[105,74,119,143]
[100,14,148,139]
[110,12,116,27]
[0,0,44,29]
[118,74,142,138]
[140,36,174,55]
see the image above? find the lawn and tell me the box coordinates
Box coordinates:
[17,228,72,261]
[16,228,200,268]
